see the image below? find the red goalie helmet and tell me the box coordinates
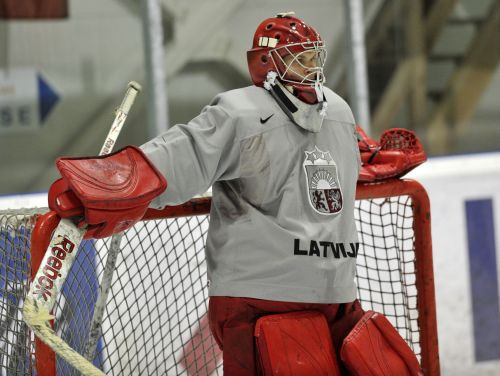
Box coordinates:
[247,12,327,104]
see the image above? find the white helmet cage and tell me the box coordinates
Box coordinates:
[269,40,327,87]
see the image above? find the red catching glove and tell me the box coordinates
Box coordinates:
[48,146,167,239]
[357,126,426,182]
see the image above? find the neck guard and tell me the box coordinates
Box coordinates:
[264,72,328,133]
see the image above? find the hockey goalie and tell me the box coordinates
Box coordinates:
[47,12,426,376]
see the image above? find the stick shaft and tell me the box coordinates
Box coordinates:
[82,81,142,359]
[26,219,85,312]
[27,81,141,313]
[83,233,123,360]
[99,81,142,156]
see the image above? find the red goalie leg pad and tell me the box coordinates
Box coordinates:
[340,311,423,376]
[255,311,341,376]
[48,146,167,238]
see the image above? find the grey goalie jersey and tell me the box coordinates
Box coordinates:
[140,85,361,303]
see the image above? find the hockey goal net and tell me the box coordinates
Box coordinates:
[0,179,439,375]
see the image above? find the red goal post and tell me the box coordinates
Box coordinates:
[355,179,438,375]
[1,178,439,375]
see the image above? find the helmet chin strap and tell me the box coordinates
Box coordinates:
[263,71,278,90]
[263,72,327,132]
[315,81,328,117]
[314,81,325,104]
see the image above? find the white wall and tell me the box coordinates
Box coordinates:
[0,191,47,209]
[408,153,500,376]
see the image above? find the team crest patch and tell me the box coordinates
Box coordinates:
[303,146,343,215]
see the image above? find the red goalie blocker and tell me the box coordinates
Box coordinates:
[48,146,167,239]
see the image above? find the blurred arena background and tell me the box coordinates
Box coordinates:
[0,1,499,375]
[0,0,498,194]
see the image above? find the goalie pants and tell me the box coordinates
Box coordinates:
[208,296,364,376]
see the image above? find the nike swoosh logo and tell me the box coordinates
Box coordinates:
[260,114,274,124]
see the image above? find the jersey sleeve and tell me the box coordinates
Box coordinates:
[323,87,362,172]
[140,102,240,207]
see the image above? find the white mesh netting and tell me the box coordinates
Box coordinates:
[0,193,422,375]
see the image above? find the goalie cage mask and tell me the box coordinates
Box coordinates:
[247,11,327,105]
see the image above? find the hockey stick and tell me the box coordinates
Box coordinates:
[23,81,142,376]
[80,78,144,360]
